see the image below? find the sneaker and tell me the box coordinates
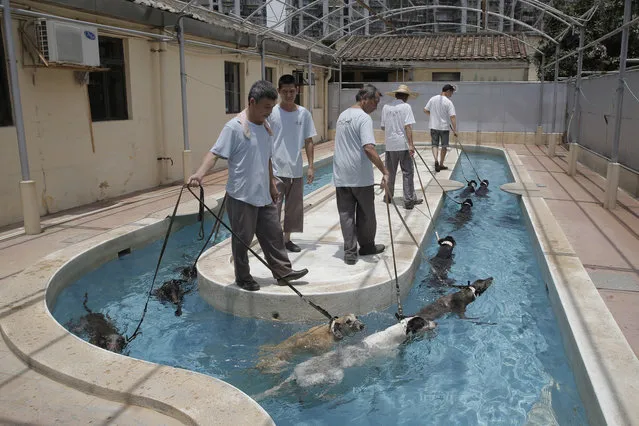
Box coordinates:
[435,161,441,172]
[236,279,260,291]
[285,240,302,252]
[439,165,449,170]
[413,199,424,205]
[344,255,358,265]
[404,202,414,210]
[359,244,385,256]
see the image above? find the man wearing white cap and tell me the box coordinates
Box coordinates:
[424,84,458,172]
[381,84,423,210]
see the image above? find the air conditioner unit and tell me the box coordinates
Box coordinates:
[36,19,100,67]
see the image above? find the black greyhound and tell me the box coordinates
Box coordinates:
[474,179,490,197]
[67,293,126,353]
[414,277,494,320]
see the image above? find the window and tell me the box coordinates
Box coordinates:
[265,67,275,84]
[362,71,389,82]
[0,27,13,127]
[432,72,461,82]
[225,62,241,114]
[88,36,129,121]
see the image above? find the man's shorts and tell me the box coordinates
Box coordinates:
[430,129,450,147]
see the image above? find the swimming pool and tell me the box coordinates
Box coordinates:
[52,151,587,425]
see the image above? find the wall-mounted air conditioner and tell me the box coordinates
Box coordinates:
[36,19,100,67]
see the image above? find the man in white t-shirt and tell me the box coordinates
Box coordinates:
[188,80,308,292]
[269,74,317,253]
[333,84,390,265]
[381,84,423,210]
[424,84,458,172]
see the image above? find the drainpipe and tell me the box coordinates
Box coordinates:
[157,40,172,184]
[575,27,584,146]
[323,71,328,140]
[2,0,40,234]
[176,16,191,183]
[549,44,559,157]
[605,0,631,210]
[260,37,266,80]
[568,27,584,177]
[536,54,545,146]
[338,59,342,114]
[308,51,313,113]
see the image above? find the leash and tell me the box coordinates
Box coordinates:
[413,149,464,205]
[186,185,336,323]
[385,199,404,320]
[449,128,482,183]
[411,151,435,220]
[386,196,448,284]
[197,186,205,240]
[127,185,186,344]
[182,192,229,278]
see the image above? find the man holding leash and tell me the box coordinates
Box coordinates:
[269,74,317,253]
[424,84,458,172]
[188,80,308,291]
[381,84,423,210]
[333,84,390,265]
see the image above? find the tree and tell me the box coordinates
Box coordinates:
[535,0,639,81]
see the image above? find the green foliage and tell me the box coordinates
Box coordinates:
[535,0,639,80]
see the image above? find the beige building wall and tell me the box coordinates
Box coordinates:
[349,65,529,83]
[0,12,329,228]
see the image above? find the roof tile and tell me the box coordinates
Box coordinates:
[339,33,528,62]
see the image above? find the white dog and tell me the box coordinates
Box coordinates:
[255,316,436,400]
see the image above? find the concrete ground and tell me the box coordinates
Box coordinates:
[0,142,637,424]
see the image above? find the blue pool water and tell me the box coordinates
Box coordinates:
[52,153,587,425]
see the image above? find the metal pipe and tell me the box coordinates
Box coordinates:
[611,0,631,163]
[552,44,559,133]
[2,0,29,181]
[538,54,545,129]
[0,5,172,41]
[308,50,313,112]
[338,58,342,113]
[323,5,558,50]
[177,18,190,151]
[544,15,639,70]
[260,37,266,80]
[575,27,584,144]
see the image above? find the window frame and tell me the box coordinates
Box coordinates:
[432,72,461,82]
[265,67,275,84]
[224,61,242,114]
[0,26,14,127]
[88,36,130,122]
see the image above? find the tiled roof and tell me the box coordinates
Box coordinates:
[339,34,528,62]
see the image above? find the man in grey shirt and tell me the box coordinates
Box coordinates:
[189,81,308,291]
[333,84,390,265]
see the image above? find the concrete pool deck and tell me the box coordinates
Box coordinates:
[0,141,638,424]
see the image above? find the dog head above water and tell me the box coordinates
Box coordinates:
[403,316,437,337]
[437,235,456,248]
[467,180,477,191]
[330,314,365,340]
[468,277,494,297]
[99,334,126,353]
[460,198,473,211]
[480,179,489,188]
